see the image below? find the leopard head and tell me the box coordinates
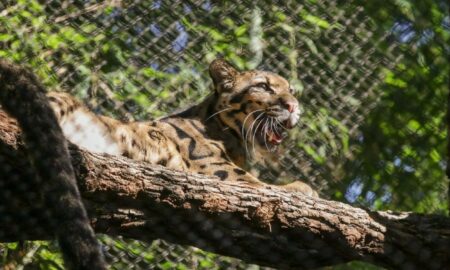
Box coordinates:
[209,58,301,153]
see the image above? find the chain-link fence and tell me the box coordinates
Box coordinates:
[0,0,448,269]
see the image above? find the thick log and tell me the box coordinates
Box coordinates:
[0,110,449,269]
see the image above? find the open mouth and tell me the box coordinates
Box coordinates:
[266,129,286,145]
[252,118,291,147]
[241,109,296,152]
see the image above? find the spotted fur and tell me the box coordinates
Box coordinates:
[49,59,317,196]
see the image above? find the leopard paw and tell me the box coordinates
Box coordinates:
[281,181,319,197]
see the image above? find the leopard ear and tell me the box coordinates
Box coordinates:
[209,58,238,92]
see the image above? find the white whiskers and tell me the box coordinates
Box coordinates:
[251,113,265,155]
[245,112,264,157]
[205,107,232,121]
[241,109,264,158]
[262,118,270,152]
[275,118,289,132]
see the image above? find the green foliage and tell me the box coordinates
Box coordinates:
[334,0,449,213]
[0,241,64,269]
[0,0,448,269]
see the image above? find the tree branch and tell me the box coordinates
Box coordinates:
[0,110,449,269]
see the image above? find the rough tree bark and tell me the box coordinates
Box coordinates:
[0,110,449,270]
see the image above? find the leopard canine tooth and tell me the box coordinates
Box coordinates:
[267,130,273,141]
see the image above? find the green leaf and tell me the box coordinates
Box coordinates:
[300,11,331,29]
[407,119,421,132]
[140,67,169,79]
[384,69,407,88]
[429,149,441,163]
[46,34,63,49]
[234,25,247,37]
[0,34,11,42]
[302,36,319,55]
[301,144,326,164]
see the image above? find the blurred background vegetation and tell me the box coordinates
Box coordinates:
[0,0,448,269]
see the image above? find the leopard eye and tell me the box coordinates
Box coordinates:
[256,83,274,93]
[256,83,267,89]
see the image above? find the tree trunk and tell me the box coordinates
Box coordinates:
[0,110,449,270]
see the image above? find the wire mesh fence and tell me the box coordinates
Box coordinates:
[0,0,448,269]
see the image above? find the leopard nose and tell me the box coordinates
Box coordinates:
[283,101,297,113]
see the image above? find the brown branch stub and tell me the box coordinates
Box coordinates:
[0,110,449,270]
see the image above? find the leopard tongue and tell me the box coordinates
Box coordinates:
[267,130,283,144]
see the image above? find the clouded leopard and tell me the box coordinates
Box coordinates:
[48,59,317,196]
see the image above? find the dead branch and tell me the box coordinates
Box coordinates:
[0,110,449,269]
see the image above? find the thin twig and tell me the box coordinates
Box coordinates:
[52,1,122,23]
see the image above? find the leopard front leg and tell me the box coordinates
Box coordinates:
[197,159,318,197]
[193,160,264,187]
[281,181,319,197]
